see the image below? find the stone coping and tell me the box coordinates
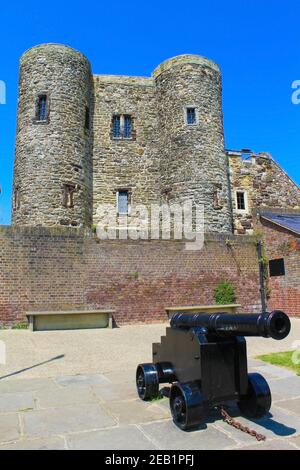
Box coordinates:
[93,75,154,87]
[165,304,241,311]
[165,304,241,317]
[0,225,256,244]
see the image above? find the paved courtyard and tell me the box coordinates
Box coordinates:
[0,320,300,450]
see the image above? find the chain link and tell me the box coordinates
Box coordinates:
[219,406,266,442]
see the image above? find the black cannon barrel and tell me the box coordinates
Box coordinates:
[170,310,291,340]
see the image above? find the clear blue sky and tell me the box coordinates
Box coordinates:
[0,0,299,224]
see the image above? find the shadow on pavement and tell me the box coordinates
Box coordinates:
[0,354,65,380]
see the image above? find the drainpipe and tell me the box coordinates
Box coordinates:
[257,240,267,313]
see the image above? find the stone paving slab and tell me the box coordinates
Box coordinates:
[67,425,158,450]
[35,386,98,409]
[252,364,297,379]
[291,435,300,448]
[0,391,35,413]
[55,374,110,388]
[238,439,299,450]
[105,399,170,425]
[104,369,135,385]
[234,406,300,439]
[139,420,236,450]
[268,376,300,399]
[23,403,117,438]
[92,381,137,403]
[0,378,58,394]
[0,436,66,450]
[275,397,300,415]
[0,413,20,442]
[0,324,300,450]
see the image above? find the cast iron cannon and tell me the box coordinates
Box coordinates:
[136,310,291,430]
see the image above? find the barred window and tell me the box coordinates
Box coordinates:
[111,114,134,140]
[117,190,129,214]
[186,107,197,125]
[236,191,246,210]
[37,95,48,121]
[113,115,121,138]
[124,115,132,138]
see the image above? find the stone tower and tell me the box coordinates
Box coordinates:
[12,44,93,227]
[153,55,232,232]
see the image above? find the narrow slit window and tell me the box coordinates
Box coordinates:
[124,115,132,138]
[37,95,48,121]
[117,190,129,214]
[13,187,20,210]
[62,184,77,208]
[85,107,90,130]
[186,107,196,125]
[113,115,121,138]
[236,191,246,210]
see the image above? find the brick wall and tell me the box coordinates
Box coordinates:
[0,226,262,326]
[256,218,300,317]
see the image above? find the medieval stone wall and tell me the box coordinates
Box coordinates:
[154,56,232,233]
[12,46,233,234]
[228,151,300,234]
[92,75,161,223]
[12,44,93,227]
[0,226,262,326]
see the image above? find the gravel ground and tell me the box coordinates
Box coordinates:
[0,318,299,380]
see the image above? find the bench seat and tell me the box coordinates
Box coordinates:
[26,309,115,331]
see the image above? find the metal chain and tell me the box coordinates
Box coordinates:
[219,406,266,442]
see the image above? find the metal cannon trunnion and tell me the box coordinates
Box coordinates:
[136,310,291,430]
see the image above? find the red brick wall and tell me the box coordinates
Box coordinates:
[257,219,300,317]
[0,226,262,326]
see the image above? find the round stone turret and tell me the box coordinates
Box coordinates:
[12,44,93,227]
[153,54,232,233]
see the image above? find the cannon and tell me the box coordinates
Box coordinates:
[136,310,291,430]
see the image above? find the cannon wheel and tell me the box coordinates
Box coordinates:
[136,363,159,400]
[238,372,271,419]
[169,382,206,431]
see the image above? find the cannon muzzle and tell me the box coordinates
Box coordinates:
[170,310,291,340]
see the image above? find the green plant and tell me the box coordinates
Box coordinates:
[225,238,234,247]
[257,351,300,376]
[12,322,29,330]
[131,271,139,280]
[214,281,236,305]
[92,224,97,234]
[252,229,263,243]
[150,393,164,402]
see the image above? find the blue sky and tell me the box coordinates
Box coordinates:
[0,0,299,224]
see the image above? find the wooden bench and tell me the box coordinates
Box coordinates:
[165,304,241,319]
[26,309,115,331]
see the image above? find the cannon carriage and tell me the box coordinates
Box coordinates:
[136,310,291,430]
